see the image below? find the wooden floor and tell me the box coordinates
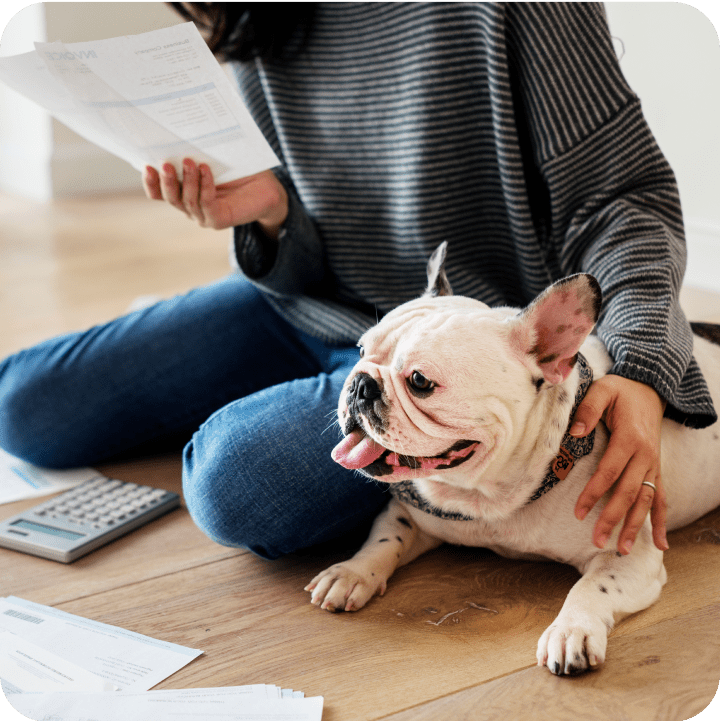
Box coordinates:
[1,190,720,720]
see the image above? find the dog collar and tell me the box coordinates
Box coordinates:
[527,352,594,503]
[388,353,595,520]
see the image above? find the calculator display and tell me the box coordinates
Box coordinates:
[12,519,85,540]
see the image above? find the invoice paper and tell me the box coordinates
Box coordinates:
[0,448,99,506]
[0,22,280,183]
[0,631,118,693]
[7,687,324,721]
[0,597,202,692]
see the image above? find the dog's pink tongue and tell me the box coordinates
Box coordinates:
[332,429,386,469]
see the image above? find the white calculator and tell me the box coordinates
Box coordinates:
[0,476,180,563]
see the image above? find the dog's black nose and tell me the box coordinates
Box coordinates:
[350,372,382,402]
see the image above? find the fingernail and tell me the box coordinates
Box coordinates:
[569,422,585,437]
[623,539,633,554]
[596,533,608,549]
[576,506,588,521]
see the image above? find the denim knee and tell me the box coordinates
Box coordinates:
[0,357,70,468]
[181,430,286,560]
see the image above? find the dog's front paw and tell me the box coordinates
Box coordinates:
[536,613,608,675]
[305,562,386,613]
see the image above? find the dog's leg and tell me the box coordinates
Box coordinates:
[305,498,441,612]
[537,529,666,675]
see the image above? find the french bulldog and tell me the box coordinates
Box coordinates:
[305,242,720,675]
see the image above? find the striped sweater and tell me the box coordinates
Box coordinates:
[230,2,716,428]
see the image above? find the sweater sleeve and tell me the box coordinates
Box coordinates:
[506,2,716,428]
[232,167,326,297]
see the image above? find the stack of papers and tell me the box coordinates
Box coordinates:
[0,597,323,720]
[0,22,280,183]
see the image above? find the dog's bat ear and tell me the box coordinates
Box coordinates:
[509,274,602,385]
[424,242,453,297]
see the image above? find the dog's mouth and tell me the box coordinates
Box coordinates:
[331,428,480,478]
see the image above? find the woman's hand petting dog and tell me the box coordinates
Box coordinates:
[571,375,669,555]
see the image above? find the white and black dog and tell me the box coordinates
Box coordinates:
[305,242,720,675]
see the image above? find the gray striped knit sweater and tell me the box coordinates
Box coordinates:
[230,1,716,428]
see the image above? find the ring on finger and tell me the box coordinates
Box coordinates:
[641,481,657,492]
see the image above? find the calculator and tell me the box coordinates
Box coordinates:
[0,476,180,563]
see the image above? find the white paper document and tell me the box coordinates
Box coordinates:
[0,631,118,694]
[0,22,279,183]
[0,449,99,506]
[7,686,324,721]
[0,597,202,692]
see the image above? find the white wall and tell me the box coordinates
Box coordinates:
[605,2,720,292]
[0,2,182,199]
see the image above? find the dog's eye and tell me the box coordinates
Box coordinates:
[408,371,435,393]
[357,345,365,358]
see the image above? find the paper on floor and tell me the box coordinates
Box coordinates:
[0,449,99,506]
[7,687,324,721]
[0,631,118,694]
[0,597,202,692]
[0,22,280,184]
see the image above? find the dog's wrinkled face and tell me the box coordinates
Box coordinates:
[332,295,528,484]
[331,243,601,488]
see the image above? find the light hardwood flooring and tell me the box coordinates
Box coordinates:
[1,190,720,720]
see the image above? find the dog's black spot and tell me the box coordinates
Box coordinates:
[378,538,389,543]
[616,587,622,594]
[553,662,561,675]
[396,535,403,544]
[616,552,622,558]
[599,585,608,594]
[534,377,544,392]
[397,517,412,528]
[372,573,375,577]
[557,388,569,406]
[715,433,719,441]
[609,575,615,580]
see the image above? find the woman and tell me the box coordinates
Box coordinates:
[1,3,714,560]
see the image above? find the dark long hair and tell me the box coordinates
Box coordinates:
[169,3,316,61]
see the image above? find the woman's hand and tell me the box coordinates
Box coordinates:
[142,159,288,240]
[570,375,669,555]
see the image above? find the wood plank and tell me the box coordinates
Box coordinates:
[0,191,229,356]
[38,503,720,721]
[0,453,246,605]
[382,603,720,721]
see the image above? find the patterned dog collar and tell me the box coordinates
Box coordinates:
[388,353,595,520]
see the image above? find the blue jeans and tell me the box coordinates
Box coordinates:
[0,275,389,559]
